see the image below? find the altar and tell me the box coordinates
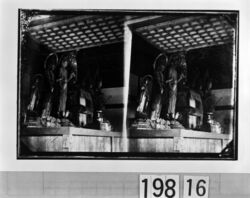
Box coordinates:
[128,129,230,153]
[21,127,230,154]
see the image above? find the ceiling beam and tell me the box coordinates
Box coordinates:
[135,16,205,32]
[29,15,96,31]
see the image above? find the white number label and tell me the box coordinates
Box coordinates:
[140,175,151,198]
[183,176,209,198]
[140,175,179,198]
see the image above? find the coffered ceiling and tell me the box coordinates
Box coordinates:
[27,13,235,53]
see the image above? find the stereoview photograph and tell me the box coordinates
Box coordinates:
[18,10,238,159]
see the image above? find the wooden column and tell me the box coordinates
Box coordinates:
[122,22,133,152]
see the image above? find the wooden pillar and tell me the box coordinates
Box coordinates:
[122,22,133,152]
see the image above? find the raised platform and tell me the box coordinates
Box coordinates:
[20,127,231,154]
[21,127,123,152]
[128,129,231,153]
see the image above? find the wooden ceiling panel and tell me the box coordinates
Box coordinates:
[29,15,126,52]
[27,14,235,53]
[134,15,235,53]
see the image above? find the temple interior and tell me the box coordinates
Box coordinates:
[18,11,238,159]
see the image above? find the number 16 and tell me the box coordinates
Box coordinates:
[183,176,209,198]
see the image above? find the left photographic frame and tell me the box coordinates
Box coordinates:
[18,9,127,158]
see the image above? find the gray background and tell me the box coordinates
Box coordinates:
[0,172,249,198]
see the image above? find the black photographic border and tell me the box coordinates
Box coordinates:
[17,9,239,160]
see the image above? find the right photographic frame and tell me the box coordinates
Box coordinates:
[126,11,238,159]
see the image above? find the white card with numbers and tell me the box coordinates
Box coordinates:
[140,175,179,198]
[183,176,209,198]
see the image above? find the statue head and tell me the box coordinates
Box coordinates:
[32,74,43,86]
[169,52,187,69]
[71,58,77,68]
[68,52,77,68]
[142,75,152,85]
[206,78,213,91]
[94,77,103,91]
[179,52,187,68]
[61,55,69,68]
